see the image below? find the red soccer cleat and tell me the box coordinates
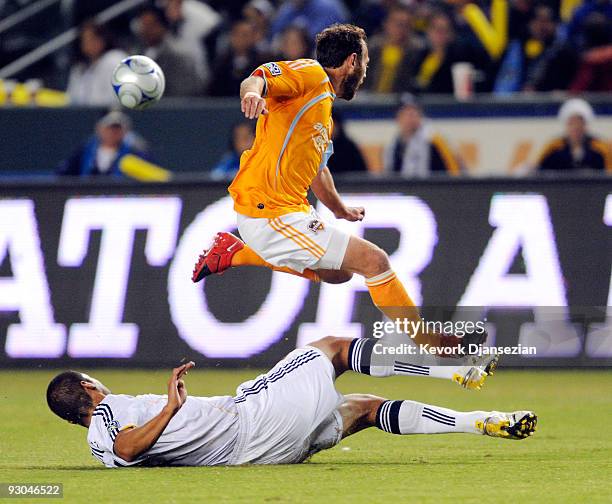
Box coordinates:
[192,232,245,283]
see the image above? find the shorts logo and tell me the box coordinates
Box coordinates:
[308,219,325,234]
[264,62,282,76]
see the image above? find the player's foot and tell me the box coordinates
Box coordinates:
[452,355,499,390]
[192,232,244,283]
[477,411,537,439]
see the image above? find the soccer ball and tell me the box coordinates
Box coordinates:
[111,55,165,110]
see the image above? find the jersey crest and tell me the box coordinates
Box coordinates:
[263,62,282,76]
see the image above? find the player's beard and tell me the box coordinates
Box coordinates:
[340,67,364,100]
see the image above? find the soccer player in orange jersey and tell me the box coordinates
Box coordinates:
[192,24,485,352]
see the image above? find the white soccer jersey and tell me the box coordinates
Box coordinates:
[87,394,239,467]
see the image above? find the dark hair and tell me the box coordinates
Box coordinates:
[139,5,170,29]
[281,25,313,57]
[386,4,412,20]
[46,371,94,426]
[315,23,367,68]
[77,20,115,61]
[428,10,452,26]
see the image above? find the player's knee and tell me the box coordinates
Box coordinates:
[346,394,385,422]
[309,335,345,356]
[367,247,391,276]
[308,336,351,371]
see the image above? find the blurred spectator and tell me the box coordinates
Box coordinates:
[524,41,579,91]
[527,8,612,92]
[507,0,536,42]
[364,5,422,93]
[353,0,406,36]
[67,22,127,106]
[134,6,204,96]
[276,26,313,60]
[412,11,466,94]
[209,19,269,97]
[243,0,276,54]
[383,98,460,177]
[208,0,250,21]
[536,98,612,172]
[327,110,368,174]
[569,12,612,92]
[211,121,256,180]
[57,111,171,180]
[455,0,509,61]
[270,0,348,41]
[495,5,558,94]
[162,0,222,86]
[566,0,612,47]
[446,0,506,91]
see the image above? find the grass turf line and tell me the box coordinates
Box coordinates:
[1,369,611,503]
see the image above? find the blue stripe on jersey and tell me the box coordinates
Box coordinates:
[274,92,335,185]
[234,350,320,403]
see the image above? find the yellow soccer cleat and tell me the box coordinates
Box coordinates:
[452,355,499,390]
[476,411,538,439]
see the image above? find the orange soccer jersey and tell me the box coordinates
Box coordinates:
[228,59,336,218]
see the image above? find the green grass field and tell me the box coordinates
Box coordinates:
[1,369,611,503]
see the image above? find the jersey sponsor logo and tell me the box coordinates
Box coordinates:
[264,62,282,76]
[307,219,325,234]
[312,123,330,154]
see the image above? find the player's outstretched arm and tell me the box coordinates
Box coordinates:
[311,166,365,222]
[113,362,195,462]
[240,76,268,119]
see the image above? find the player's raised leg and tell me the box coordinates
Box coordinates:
[309,336,497,390]
[338,235,487,350]
[337,393,537,440]
[192,231,322,283]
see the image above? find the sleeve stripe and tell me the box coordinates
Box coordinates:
[93,403,119,441]
[91,450,104,462]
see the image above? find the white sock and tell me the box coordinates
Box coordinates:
[376,399,487,435]
[349,337,471,383]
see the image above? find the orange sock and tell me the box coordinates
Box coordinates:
[366,270,440,346]
[231,245,320,282]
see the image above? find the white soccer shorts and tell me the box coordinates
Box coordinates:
[228,346,345,465]
[236,206,351,273]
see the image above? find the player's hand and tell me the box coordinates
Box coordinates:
[165,361,195,414]
[241,92,268,119]
[335,206,365,222]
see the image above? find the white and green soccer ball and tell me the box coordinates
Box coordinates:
[111,55,165,110]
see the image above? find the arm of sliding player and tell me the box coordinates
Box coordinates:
[240,76,268,119]
[311,166,365,222]
[113,362,195,462]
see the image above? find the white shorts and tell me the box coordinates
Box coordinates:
[237,206,350,273]
[228,347,345,465]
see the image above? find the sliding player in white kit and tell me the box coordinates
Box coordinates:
[47,337,536,468]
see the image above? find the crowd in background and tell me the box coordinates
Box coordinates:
[1,0,610,104]
[1,0,610,178]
